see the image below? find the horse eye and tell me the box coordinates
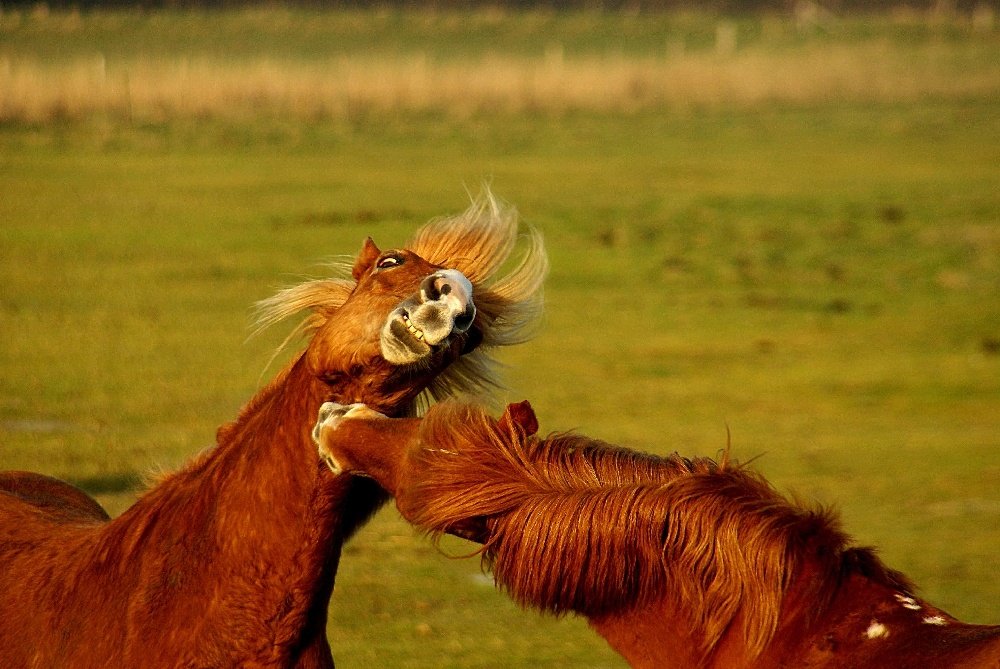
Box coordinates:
[376,254,404,269]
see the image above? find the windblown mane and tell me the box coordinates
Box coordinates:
[253,188,547,414]
[402,402,913,659]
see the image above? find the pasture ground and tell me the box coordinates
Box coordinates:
[1,8,998,668]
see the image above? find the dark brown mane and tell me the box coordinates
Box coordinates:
[401,401,913,658]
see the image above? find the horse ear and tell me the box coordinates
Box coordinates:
[352,237,381,281]
[499,400,539,436]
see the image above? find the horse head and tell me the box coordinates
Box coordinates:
[303,238,482,409]
[256,190,547,416]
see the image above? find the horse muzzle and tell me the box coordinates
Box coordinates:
[380,269,477,365]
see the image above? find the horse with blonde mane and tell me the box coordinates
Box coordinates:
[0,190,546,669]
[313,400,1000,669]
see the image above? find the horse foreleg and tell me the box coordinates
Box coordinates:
[311,403,419,495]
[311,400,541,546]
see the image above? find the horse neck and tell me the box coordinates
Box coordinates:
[587,585,818,669]
[589,596,706,669]
[103,354,352,613]
[592,562,1000,669]
[584,513,849,669]
[760,553,939,667]
[207,351,345,531]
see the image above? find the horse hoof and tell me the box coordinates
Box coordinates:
[313,402,359,444]
[313,402,387,475]
[314,402,384,432]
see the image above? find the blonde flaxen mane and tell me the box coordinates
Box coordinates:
[253,189,547,414]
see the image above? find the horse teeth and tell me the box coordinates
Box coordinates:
[402,314,425,340]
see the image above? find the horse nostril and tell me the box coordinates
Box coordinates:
[418,269,476,334]
[420,274,442,302]
[453,306,475,333]
[421,273,460,303]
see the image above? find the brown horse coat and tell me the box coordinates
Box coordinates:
[0,191,546,669]
[313,400,1000,669]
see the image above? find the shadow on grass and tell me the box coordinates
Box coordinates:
[67,472,143,496]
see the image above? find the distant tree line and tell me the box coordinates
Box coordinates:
[1,0,995,12]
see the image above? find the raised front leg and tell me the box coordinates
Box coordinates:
[313,400,541,546]
[311,402,420,495]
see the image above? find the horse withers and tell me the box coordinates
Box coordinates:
[313,400,1000,669]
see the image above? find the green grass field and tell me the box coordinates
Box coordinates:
[1,7,999,668]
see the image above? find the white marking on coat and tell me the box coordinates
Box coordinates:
[923,616,947,626]
[865,620,890,639]
[894,593,921,610]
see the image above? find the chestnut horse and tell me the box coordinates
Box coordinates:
[313,400,1000,669]
[0,191,546,669]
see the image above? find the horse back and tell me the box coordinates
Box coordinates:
[867,622,1000,669]
[0,471,110,523]
[0,472,115,667]
[787,606,1000,668]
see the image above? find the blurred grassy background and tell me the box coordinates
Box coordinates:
[1,6,998,668]
[3,7,999,120]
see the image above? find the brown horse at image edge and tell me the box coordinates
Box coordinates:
[313,400,1000,669]
[0,191,546,668]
